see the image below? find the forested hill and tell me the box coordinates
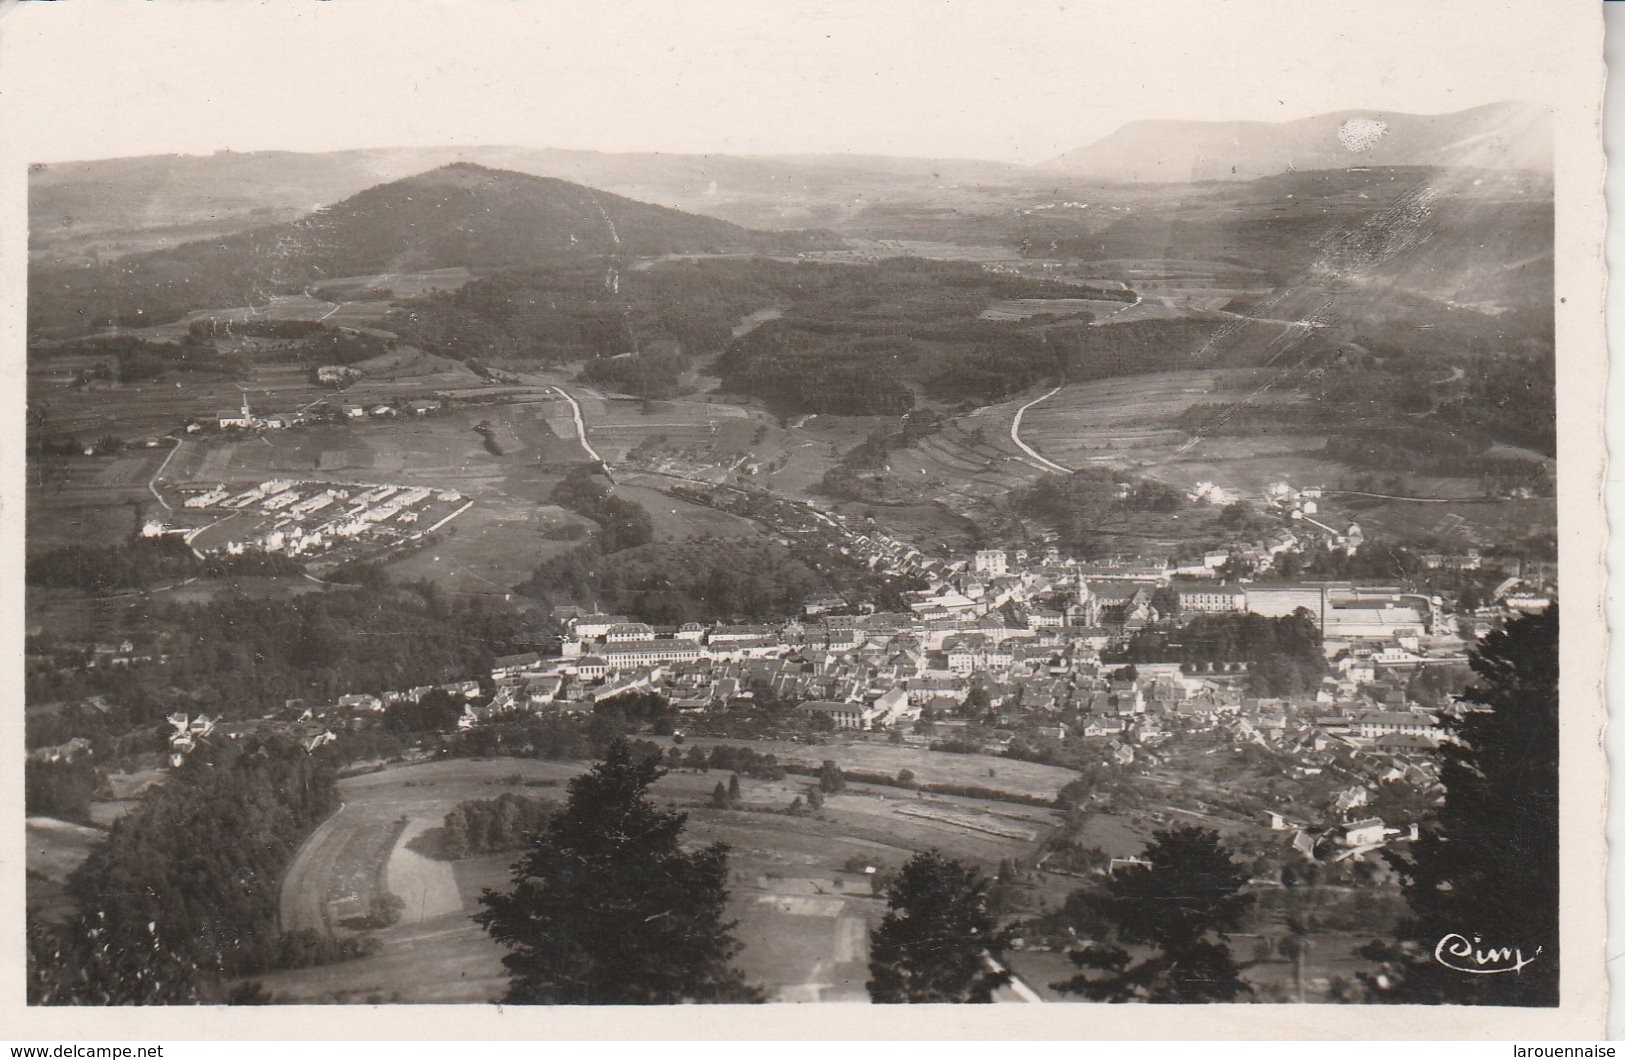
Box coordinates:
[307,163,811,262]
[28,163,833,334]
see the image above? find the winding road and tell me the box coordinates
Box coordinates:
[147,437,183,513]
[548,384,611,476]
[1009,386,1072,474]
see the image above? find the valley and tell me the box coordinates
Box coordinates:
[24,102,1558,1009]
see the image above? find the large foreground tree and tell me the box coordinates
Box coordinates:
[1361,608,1559,1005]
[1055,825,1253,1003]
[867,850,1010,1003]
[475,739,762,1004]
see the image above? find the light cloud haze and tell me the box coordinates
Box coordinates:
[1,0,1569,164]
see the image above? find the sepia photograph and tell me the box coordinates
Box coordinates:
[2,0,1607,1039]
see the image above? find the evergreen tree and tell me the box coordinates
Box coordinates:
[867,850,1010,1003]
[1360,608,1558,1005]
[28,918,206,1006]
[728,773,741,802]
[1054,825,1252,1002]
[711,781,730,809]
[818,760,845,794]
[475,739,762,1004]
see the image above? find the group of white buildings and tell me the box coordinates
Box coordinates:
[182,479,467,558]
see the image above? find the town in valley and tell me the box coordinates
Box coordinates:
[25,101,1559,1007]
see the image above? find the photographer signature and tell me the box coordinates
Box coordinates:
[1434,933,1542,975]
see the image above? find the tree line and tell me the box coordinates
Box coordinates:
[1113,611,1327,698]
[28,579,540,732]
[29,736,360,1004]
[26,535,305,594]
[546,466,655,553]
[441,792,557,859]
[516,537,832,625]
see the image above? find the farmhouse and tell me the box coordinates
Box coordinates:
[1338,818,1389,848]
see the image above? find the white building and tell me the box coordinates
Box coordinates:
[973,549,1008,577]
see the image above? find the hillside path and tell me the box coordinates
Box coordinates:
[1009,386,1072,474]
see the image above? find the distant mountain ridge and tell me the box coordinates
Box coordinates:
[29,146,1029,261]
[1041,102,1551,182]
[29,102,1547,266]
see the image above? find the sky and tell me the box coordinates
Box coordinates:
[0,0,1576,165]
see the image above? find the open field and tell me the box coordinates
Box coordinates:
[84,268,472,344]
[611,483,765,541]
[26,364,799,596]
[1009,370,1292,475]
[344,347,479,389]
[753,415,889,497]
[1327,494,1556,551]
[131,406,594,591]
[315,267,474,300]
[27,484,159,555]
[980,297,1130,322]
[26,816,106,882]
[871,370,1554,549]
[25,817,108,927]
[26,382,480,547]
[658,736,1078,802]
[261,751,1075,1003]
[27,327,484,445]
[377,500,585,595]
[520,367,891,507]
